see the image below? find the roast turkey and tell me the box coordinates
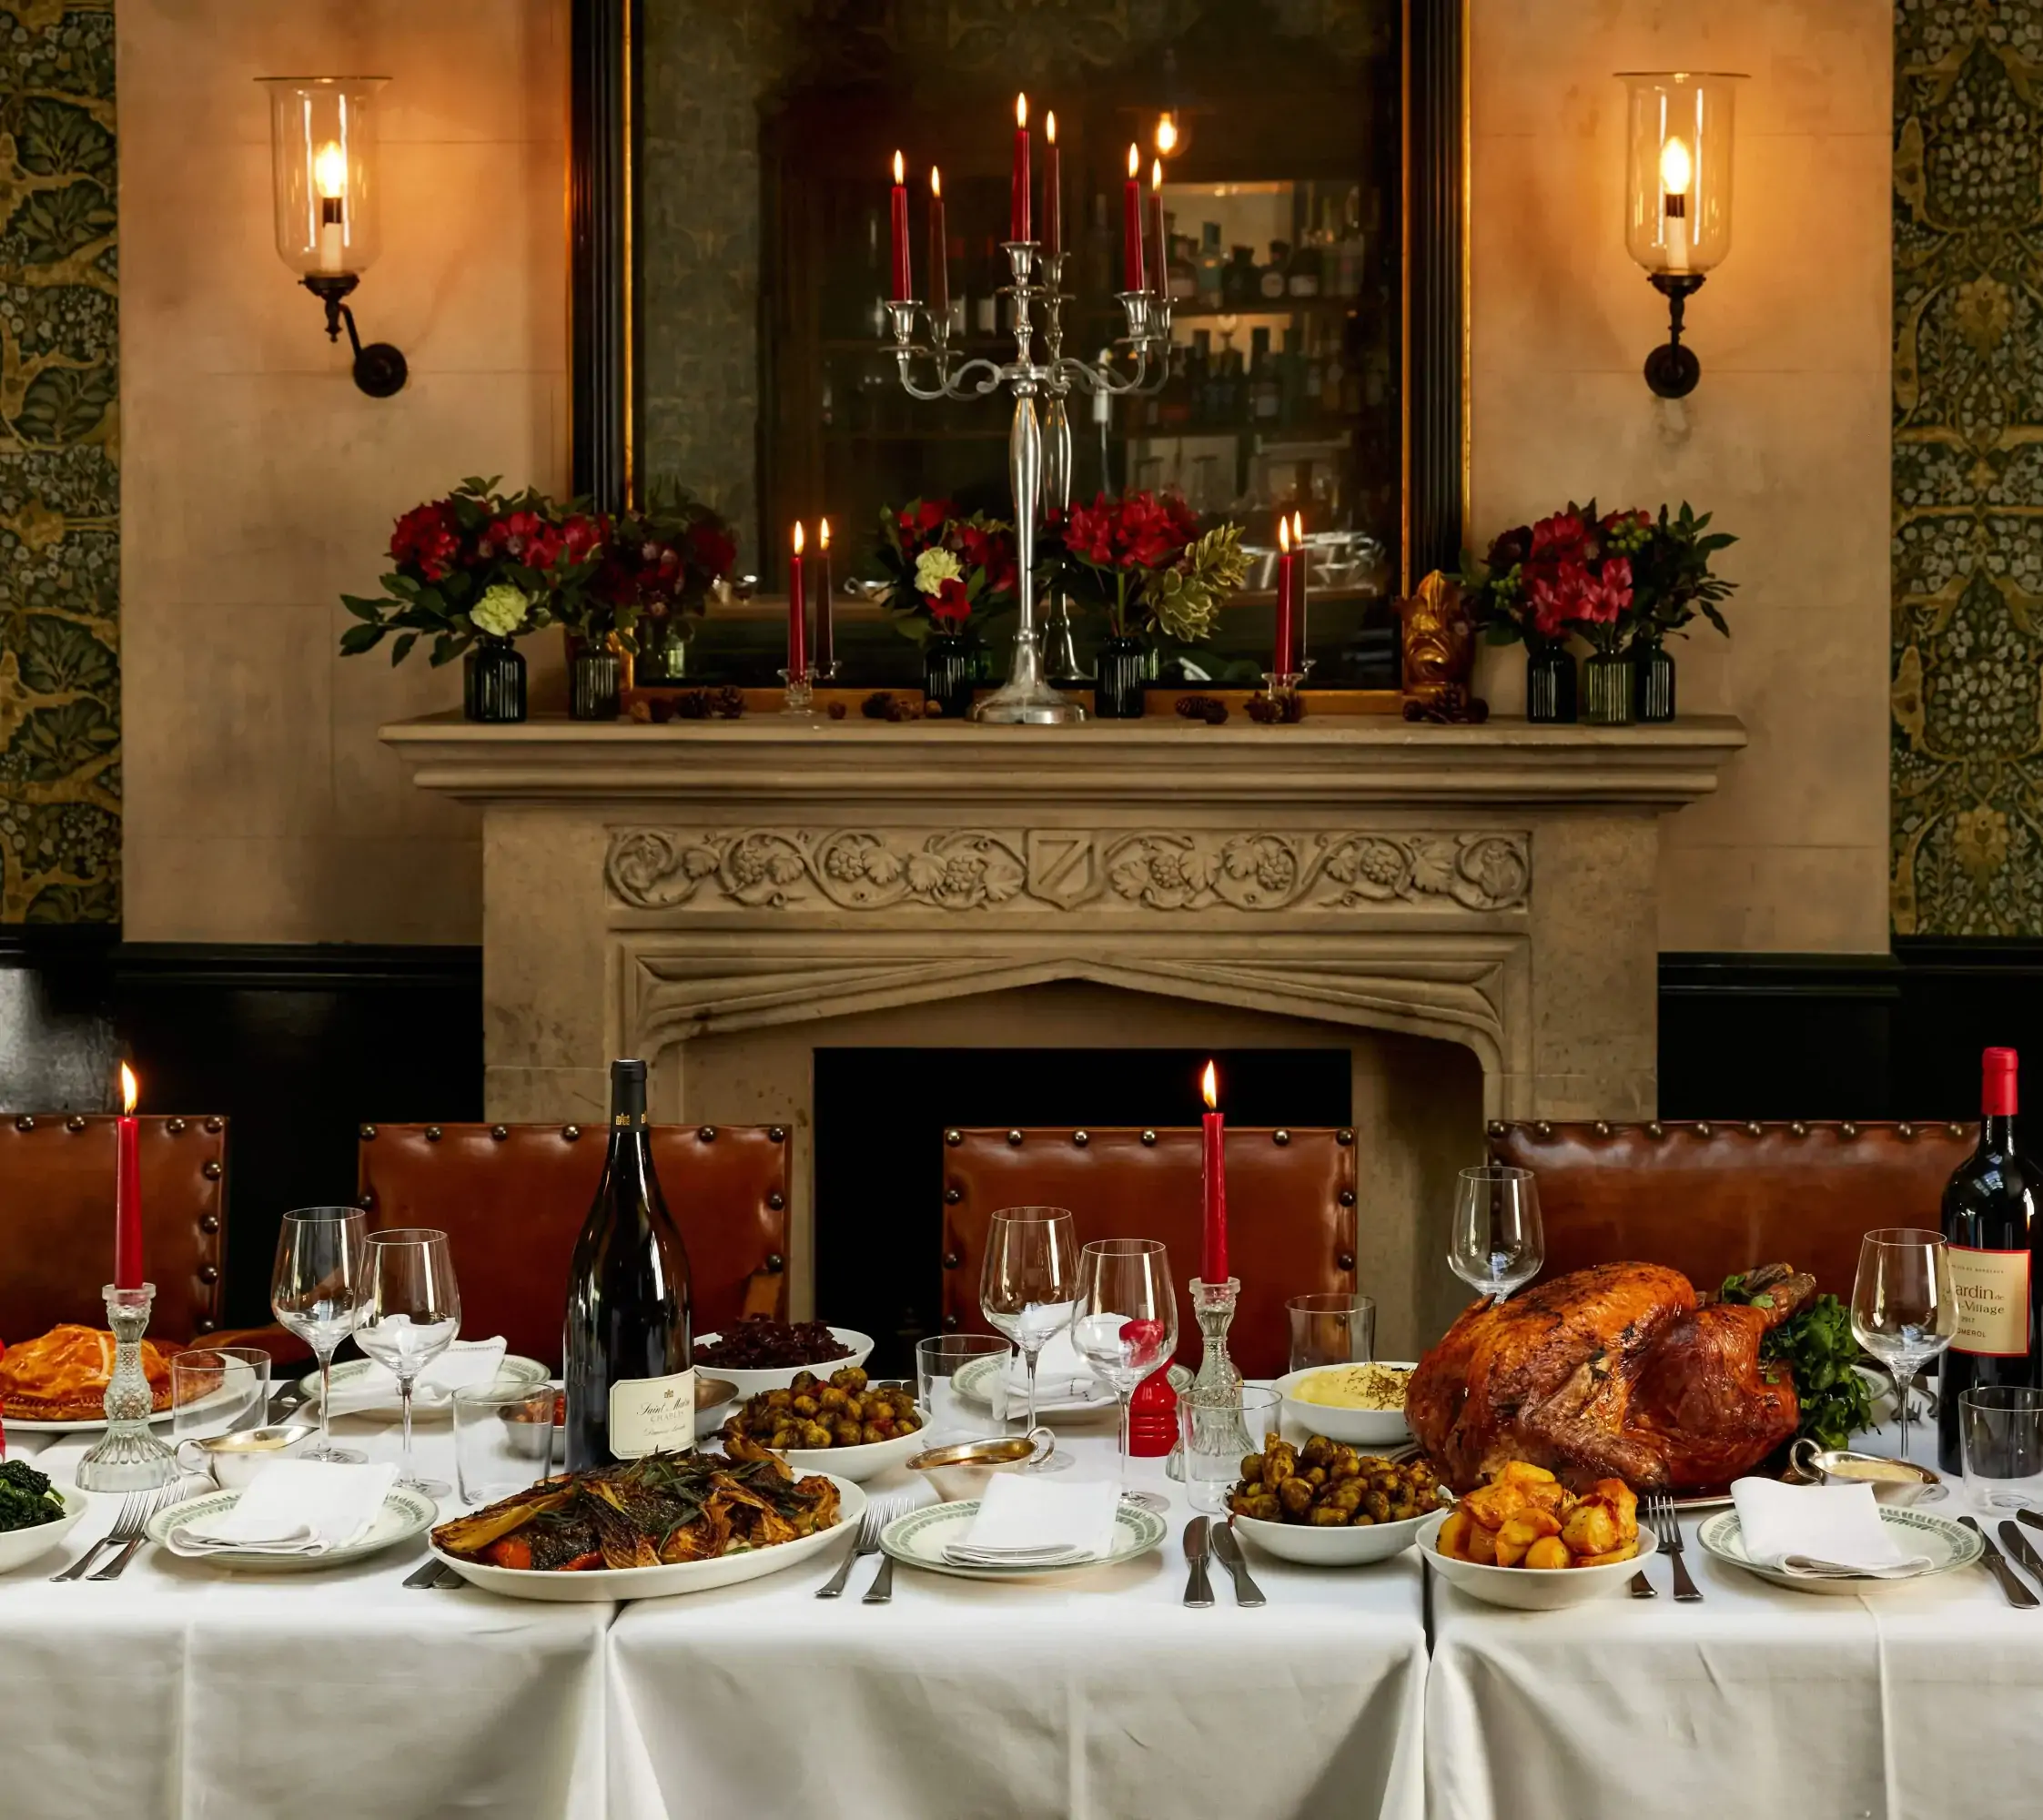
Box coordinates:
[1405,1261,1816,1493]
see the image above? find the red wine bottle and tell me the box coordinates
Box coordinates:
[1937,1046,2041,1473]
[563,1058,694,1471]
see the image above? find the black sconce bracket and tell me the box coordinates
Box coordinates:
[1644,272,1705,399]
[301,274,409,399]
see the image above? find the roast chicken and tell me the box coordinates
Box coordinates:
[1406,1261,1816,1493]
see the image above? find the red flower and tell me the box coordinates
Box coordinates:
[389,500,461,582]
[898,498,952,537]
[491,510,564,571]
[1530,512,1588,565]
[688,521,736,579]
[927,577,972,629]
[1065,490,1197,573]
[561,513,602,563]
[957,521,1016,598]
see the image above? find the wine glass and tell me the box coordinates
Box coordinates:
[1449,1166,1544,1303]
[359,1228,461,1495]
[1070,1239,1178,1512]
[271,1206,369,1464]
[1850,1228,1957,1467]
[980,1207,1079,1462]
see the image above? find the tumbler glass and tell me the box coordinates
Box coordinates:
[915,1333,1012,1441]
[1961,1384,2043,1512]
[454,1380,558,1506]
[1286,1294,1377,1373]
[1181,1386,1280,1515]
[170,1347,272,1446]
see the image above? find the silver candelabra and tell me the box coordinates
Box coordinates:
[885,244,1171,723]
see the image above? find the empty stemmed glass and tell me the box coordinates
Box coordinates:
[1070,1239,1178,1513]
[980,1207,1079,1462]
[271,1206,369,1464]
[359,1228,461,1495]
[1850,1228,1957,1467]
[1450,1165,1544,1303]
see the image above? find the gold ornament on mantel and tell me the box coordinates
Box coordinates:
[1400,571,1488,724]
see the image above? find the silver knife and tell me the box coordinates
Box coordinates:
[1208,1522,1267,1607]
[266,1384,307,1426]
[2018,1507,2043,1539]
[1999,1519,2043,1592]
[1182,1516,1214,1608]
[403,1556,450,1589]
[1959,1515,2038,1608]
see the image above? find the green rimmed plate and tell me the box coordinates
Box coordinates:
[952,1352,1192,1416]
[295,1353,550,1417]
[879,1495,1167,1581]
[1695,1503,1983,1594]
[147,1483,438,1572]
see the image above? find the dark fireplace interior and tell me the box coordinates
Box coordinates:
[814,1046,1350,1376]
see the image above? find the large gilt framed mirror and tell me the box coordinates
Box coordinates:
[569,1,1464,696]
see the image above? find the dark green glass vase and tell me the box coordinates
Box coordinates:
[1524,643,1576,724]
[1635,642,1675,722]
[924,633,975,719]
[463,641,526,723]
[1093,636,1148,719]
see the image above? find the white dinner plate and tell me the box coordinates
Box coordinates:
[951,1351,1193,1416]
[1695,1503,1982,1595]
[147,1484,438,1572]
[429,1472,865,1602]
[0,1484,89,1571]
[878,1495,1167,1581]
[296,1353,550,1417]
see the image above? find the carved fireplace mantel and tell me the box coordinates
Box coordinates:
[384,713,1745,1342]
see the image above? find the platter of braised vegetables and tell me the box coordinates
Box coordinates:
[1226,1433,1453,1564]
[1419,1461,1654,1609]
[719,1366,928,1484]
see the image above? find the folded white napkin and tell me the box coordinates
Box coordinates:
[324,1338,506,1414]
[946,1471,1120,1563]
[1001,1320,1098,1404]
[168,1460,398,1557]
[1730,1476,1934,1580]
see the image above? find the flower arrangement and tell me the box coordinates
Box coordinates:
[873,497,1017,640]
[1045,490,1249,645]
[1463,500,1735,655]
[340,477,736,664]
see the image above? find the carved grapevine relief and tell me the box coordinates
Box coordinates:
[607,829,1529,915]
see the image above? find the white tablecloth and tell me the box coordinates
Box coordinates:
[1426,1419,2043,1820]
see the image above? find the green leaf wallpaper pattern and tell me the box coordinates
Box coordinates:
[0,2,117,924]
[1893,1,2043,935]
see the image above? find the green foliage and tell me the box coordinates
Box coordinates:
[1721,1273,1875,1452]
[13,612,115,694]
[5,176,114,262]
[14,361,114,442]
[5,698,116,782]
[14,96,116,178]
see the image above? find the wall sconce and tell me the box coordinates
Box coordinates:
[258,76,407,399]
[1619,71,1745,398]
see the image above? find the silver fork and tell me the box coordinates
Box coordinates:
[50,1487,150,1582]
[88,1484,177,1582]
[860,1494,912,1604]
[816,1501,885,1599]
[1649,1491,1702,1602]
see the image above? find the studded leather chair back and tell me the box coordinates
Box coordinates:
[0,1112,228,1343]
[1488,1120,1977,1303]
[357,1122,790,1368]
[940,1126,1359,1380]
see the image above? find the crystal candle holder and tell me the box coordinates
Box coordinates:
[778,665,818,716]
[76,1282,179,1491]
[1166,1274,1243,1481]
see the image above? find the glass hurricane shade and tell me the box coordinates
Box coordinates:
[258,77,389,278]
[1619,72,1743,278]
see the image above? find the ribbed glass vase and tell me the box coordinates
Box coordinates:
[1524,643,1577,724]
[1582,651,1636,726]
[463,641,526,723]
[1093,636,1148,719]
[569,647,622,721]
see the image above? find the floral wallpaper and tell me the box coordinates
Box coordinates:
[0,2,117,925]
[1893,1,2043,935]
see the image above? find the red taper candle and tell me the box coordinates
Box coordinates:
[814,517,834,676]
[1274,516,1296,676]
[114,1062,142,1290]
[1291,511,1309,661]
[888,151,912,301]
[927,167,948,324]
[1148,157,1168,298]
[1200,1059,1228,1284]
[1010,93,1031,242]
[1122,143,1145,293]
[788,521,808,677]
[1042,112,1062,261]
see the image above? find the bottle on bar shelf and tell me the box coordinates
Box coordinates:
[1222,245,1257,308]
[563,1058,695,1471]
[1197,222,1225,307]
[1257,242,1289,302]
[1936,1046,2041,1475]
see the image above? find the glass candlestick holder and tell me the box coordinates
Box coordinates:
[778,665,818,716]
[1167,1275,1244,1481]
[76,1282,179,1491]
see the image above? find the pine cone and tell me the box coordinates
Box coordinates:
[862,692,897,720]
[827,700,847,720]
[1174,695,1229,725]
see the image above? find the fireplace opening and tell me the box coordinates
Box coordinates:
[813,1046,1350,1377]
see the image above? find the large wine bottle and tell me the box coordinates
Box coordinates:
[563,1058,694,1471]
[1937,1046,2041,1473]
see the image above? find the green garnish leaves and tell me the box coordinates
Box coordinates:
[1720,1275,1874,1452]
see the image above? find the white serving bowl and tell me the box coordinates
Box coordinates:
[767,1422,929,1486]
[0,1483,89,1573]
[1276,1362,1419,1447]
[690,1329,875,1400]
[1416,1508,1657,1610]
[1230,1501,1443,1566]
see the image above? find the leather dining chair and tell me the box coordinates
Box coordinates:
[938,1125,1360,1380]
[357,1121,792,1369]
[0,1111,232,1345]
[1487,1118,1977,1303]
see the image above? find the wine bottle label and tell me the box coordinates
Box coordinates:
[1948,1245,2032,1356]
[609,1368,696,1458]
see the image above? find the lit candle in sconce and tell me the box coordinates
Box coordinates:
[788,521,808,680]
[889,150,913,301]
[1010,93,1031,244]
[1041,112,1062,262]
[814,516,834,678]
[1148,157,1168,304]
[927,166,948,325]
[314,138,348,272]
[1122,143,1145,294]
[1660,135,1693,274]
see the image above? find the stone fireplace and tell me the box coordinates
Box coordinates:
[385,714,1745,1354]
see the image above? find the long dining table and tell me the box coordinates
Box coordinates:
[8,1385,2043,1820]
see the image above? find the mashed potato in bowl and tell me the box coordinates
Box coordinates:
[1291,1363,1413,1411]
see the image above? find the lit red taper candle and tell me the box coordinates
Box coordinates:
[1200,1060,1228,1284]
[1010,93,1031,243]
[1274,516,1297,676]
[1042,112,1062,261]
[888,151,912,301]
[814,517,834,676]
[927,167,948,325]
[114,1062,142,1290]
[1291,511,1309,661]
[1148,157,1168,301]
[788,521,808,677]
[1122,143,1145,293]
